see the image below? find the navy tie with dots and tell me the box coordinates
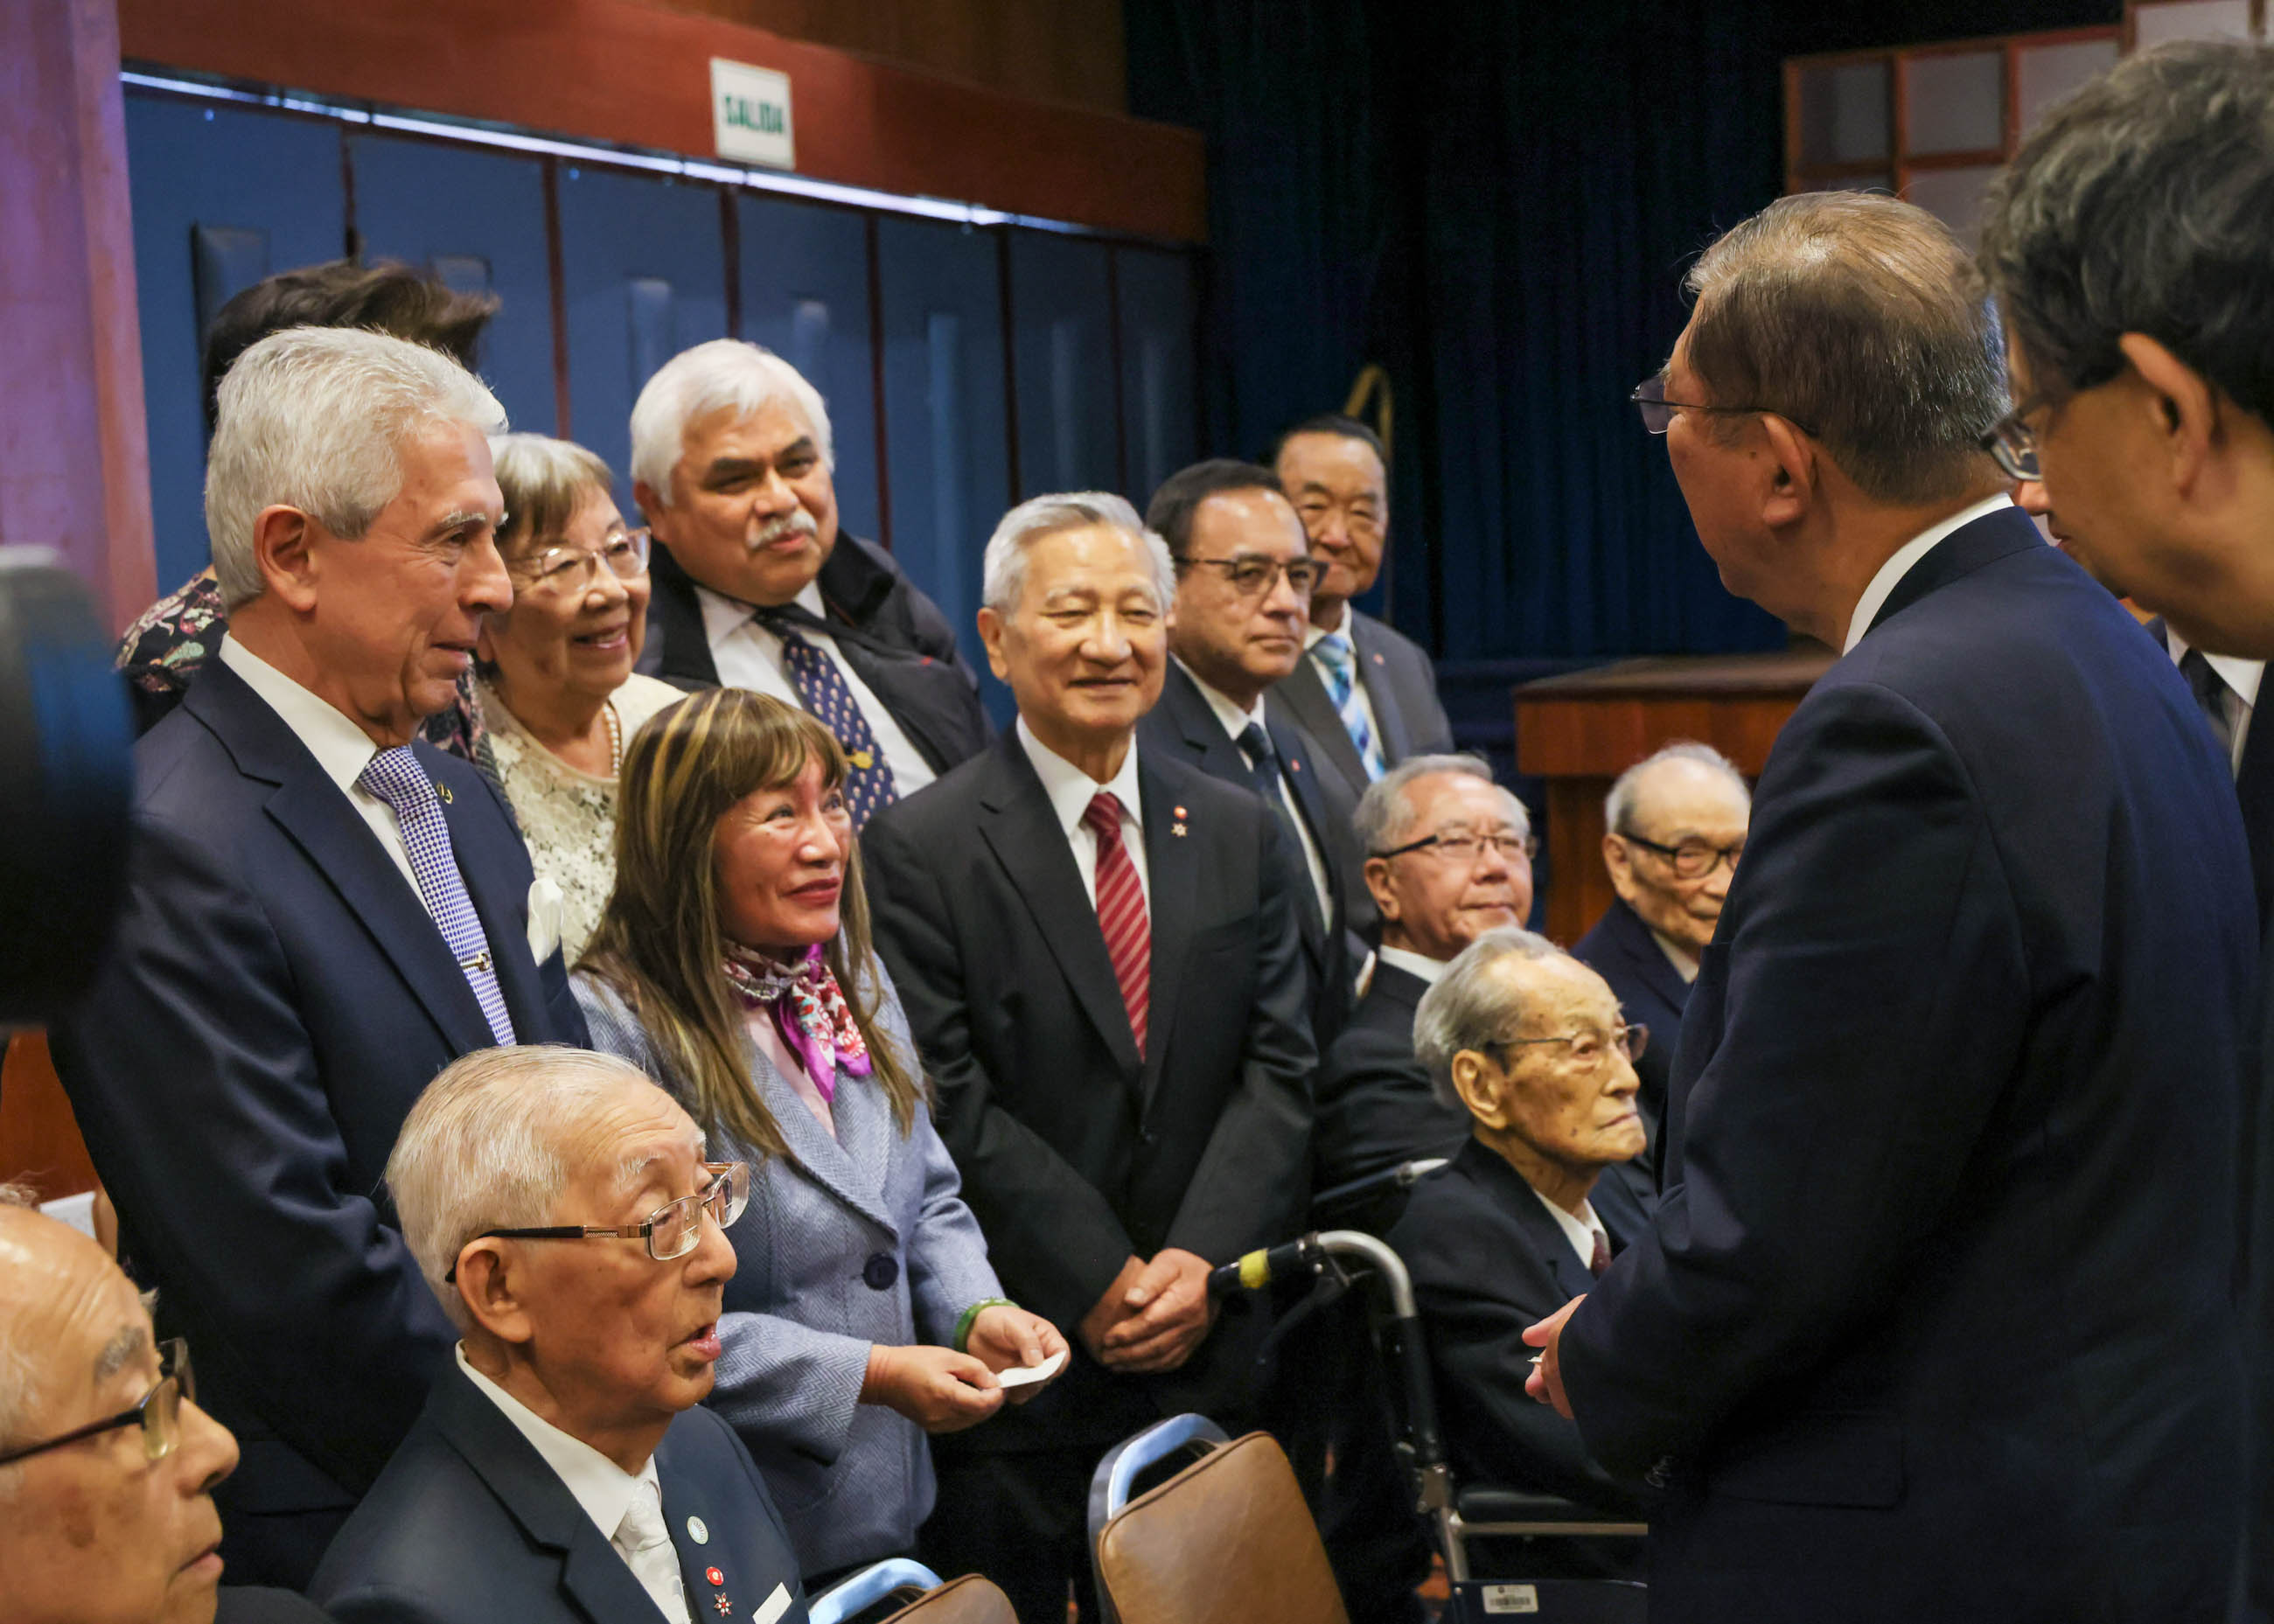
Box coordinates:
[756,613,901,830]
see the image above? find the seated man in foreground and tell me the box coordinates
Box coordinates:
[1387,929,1653,1577]
[310,1047,809,1624]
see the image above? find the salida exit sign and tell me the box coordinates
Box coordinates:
[710,59,795,170]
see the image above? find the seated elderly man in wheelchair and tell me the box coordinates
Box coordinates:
[1385,928,1657,1579]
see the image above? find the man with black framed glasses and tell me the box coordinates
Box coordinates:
[310,1048,808,1624]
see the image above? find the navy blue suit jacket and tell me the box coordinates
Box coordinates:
[1560,510,2256,1622]
[51,657,588,1580]
[310,1363,809,1624]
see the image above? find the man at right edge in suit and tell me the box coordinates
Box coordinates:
[1524,192,2254,1621]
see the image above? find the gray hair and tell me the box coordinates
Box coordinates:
[1682,191,2007,506]
[1603,742,1751,835]
[980,491,1175,615]
[1354,754,1528,857]
[1979,40,2274,428]
[1413,927,1565,1111]
[491,433,617,561]
[630,339,834,501]
[205,326,506,610]
[385,1046,681,1331]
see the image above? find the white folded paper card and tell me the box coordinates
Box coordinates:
[994,1349,1069,1389]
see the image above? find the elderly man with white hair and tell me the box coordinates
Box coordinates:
[310,1048,808,1624]
[861,491,1315,1623]
[630,339,989,827]
[51,326,589,1588]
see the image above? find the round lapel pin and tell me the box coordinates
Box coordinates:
[687,1515,710,1544]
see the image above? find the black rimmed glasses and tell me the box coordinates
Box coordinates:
[516,526,653,596]
[0,1337,194,1467]
[1177,554,1327,597]
[1978,399,2044,482]
[1629,373,1820,439]
[445,1160,750,1282]
[1615,829,1745,880]
[1496,1023,1649,1068]
[1373,826,1539,865]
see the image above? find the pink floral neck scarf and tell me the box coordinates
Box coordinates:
[721,941,871,1099]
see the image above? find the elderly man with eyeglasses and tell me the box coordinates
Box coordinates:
[308,1047,810,1624]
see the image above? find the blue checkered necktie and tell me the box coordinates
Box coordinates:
[1311,631,1386,781]
[754,610,900,830]
[356,748,517,1047]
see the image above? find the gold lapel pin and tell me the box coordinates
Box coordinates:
[436,783,453,805]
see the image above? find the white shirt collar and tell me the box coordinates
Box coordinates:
[455,1345,658,1544]
[1177,659,1266,742]
[1375,944,1451,986]
[698,578,827,650]
[1015,716,1145,839]
[2163,626,2265,711]
[1528,1184,1609,1272]
[1841,493,2013,654]
[218,633,384,796]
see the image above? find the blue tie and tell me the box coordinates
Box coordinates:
[757,615,901,831]
[357,749,517,1046]
[1312,632,1385,781]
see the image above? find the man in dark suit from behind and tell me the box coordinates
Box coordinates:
[861,491,1316,1623]
[1525,192,2255,1623]
[1571,742,1750,1200]
[52,328,589,1588]
[1387,929,1654,1579]
[311,1048,809,1624]
[631,339,988,827]
[1138,457,1360,1047]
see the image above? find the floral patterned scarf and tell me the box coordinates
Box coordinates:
[720,941,870,1100]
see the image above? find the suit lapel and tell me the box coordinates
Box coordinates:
[1265,706,1343,940]
[428,743,549,1041]
[1606,897,1691,1023]
[642,546,724,688]
[2151,616,2274,934]
[1857,506,2046,643]
[1472,1143,1597,1300]
[1136,756,1200,1102]
[1160,665,1244,777]
[1282,649,1371,792]
[1350,613,1415,763]
[976,737,1144,1078]
[743,1031,897,1235]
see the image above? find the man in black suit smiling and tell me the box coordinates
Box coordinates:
[861,491,1315,1623]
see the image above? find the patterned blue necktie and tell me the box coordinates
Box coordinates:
[357,748,517,1047]
[1311,632,1386,781]
[757,615,901,830]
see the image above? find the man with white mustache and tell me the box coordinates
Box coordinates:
[631,340,991,828]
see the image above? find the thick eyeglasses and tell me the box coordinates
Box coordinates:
[1978,408,2042,483]
[1629,373,1820,439]
[0,1338,194,1467]
[1496,1023,1649,1067]
[1616,829,1745,880]
[1374,828,1539,864]
[1178,555,1327,597]
[519,527,652,595]
[445,1161,750,1282]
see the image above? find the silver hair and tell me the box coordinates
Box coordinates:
[1603,741,1751,836]
[385,1046,682,1332]
[1413,926,1565,1112]
[979,491,1175,615]
[1354,753,1529,857]
[630,339,834,501]
[205,326,506,610]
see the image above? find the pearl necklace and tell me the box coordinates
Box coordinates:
[602,699,623,775]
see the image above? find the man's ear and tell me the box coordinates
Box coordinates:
[1757,415,1818,531]
[631,479,668,534]
[1603,833,1643,907]
[976,606,1013,685]
[251,505,323,614]
[451,1241,537,1350]
[2118,332,2223,503]
[1451,1049,1508,1129]
[1363,856,1399,920]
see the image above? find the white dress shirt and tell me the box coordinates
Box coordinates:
[697,580,936,796]
[1841,493,2015,655]
[1305,610,1385,750]
[455,1347,691,1624]
[218,634,422,899]
[1530,1185,1612,1275]
[2164,627,2263,777]
[1180,661,1334,924]
[1373,944,1450,987]
[1015,717,1151,912]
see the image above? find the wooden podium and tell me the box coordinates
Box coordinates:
[1514,646,1835,944]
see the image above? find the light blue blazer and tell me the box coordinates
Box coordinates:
[575,965,1003,1579]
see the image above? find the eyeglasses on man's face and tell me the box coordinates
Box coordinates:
[1177,554,1326,598]
[1373,826,1538,866]
[1495,1022,1648,1069]
[445,1160,750,1283]
[0,1337,194,1467]
[1629,373,1821,439]
[517,526,653,596]
[1978,400,2044,483]
[1616,829,1745,881]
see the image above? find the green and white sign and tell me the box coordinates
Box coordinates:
[711,58,794,170]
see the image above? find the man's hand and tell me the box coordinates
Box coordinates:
[860,1344,1005,1433]
[1098,1248,1217,1374]
[1522,1295,1584,1418]
[1079,1256,1151,1363]
[962,1305,1070,1404]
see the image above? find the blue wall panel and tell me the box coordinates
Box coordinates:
[1007,233,1120,501]
[1113,247,1201,510]
[123,94,345,589]
[735,197,881,544]
[347,134,557,439]
[875,221,1011,714]
[555,167,729,501]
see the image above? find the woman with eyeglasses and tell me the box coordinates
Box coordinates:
[573,688,1065,1584]
[471,434,684,959]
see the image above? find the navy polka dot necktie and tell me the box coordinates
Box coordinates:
[755,610,901,830]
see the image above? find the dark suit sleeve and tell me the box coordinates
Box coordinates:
[1561,682,2026,1476]
[861,814,1140,1327]
[1392,637,1454,756]
[1165,814,1319,1260]
[51,812,457,1493]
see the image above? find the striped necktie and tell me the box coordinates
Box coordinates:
[1311,631,1386,781]
[1082,791,1150,1056]
[754,610,901,829]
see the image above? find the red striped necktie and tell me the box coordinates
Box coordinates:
[1082,791,1150,1056]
